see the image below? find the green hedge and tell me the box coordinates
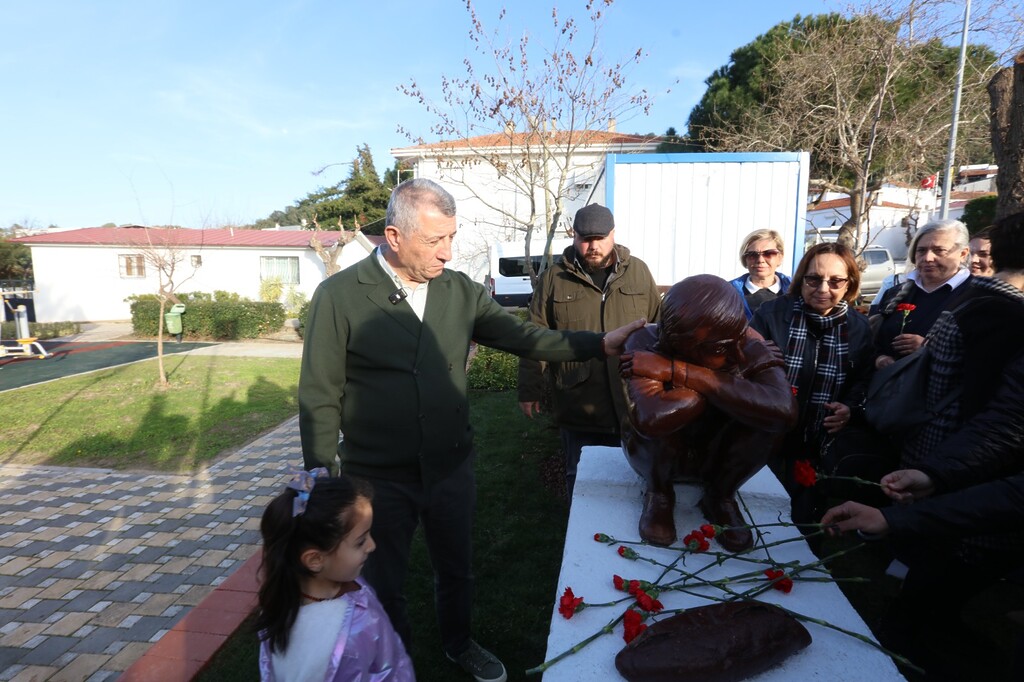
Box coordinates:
[0,320,80,340]
[128,294,285,340]
[467,345,520,391]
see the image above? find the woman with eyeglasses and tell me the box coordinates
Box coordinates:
[870,219,972,369]
[729,229,791,319]
[751,242,876,526]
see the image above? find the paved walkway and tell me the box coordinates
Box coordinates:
[0,328,304,680]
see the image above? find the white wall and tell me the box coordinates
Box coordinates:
[607,152,809,286]
[28,241,374,323]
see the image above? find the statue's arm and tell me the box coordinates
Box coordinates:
[679,342,797,432]
[624,354,707,437]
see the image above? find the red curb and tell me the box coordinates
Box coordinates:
[119,553,261,680]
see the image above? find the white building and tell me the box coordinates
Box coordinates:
[391,129,660,281]
[14,226,381,322]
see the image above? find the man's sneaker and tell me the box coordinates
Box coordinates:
[446,640,507,682]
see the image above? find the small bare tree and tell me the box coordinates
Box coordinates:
[989,49,1024,219]
[132,229,199,387]
[399,0,658,281]
[308,215,359,278]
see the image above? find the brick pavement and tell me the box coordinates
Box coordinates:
[0,416,304,681]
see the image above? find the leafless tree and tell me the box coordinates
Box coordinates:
[398,0,658,280]
[696,0,1022,249]
[132,229,200,387]
[308,215,359,278]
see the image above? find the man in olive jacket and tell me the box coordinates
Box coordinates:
[518,204,661,498]
[299,179,643,682]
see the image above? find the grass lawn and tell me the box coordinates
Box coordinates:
[0,355,301,470]
[197,389,571,681]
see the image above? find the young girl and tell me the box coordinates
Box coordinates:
[256,468,414,681]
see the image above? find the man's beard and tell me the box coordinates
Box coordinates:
[582,251,613,273]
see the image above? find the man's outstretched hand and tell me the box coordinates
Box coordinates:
[603,318,646,357]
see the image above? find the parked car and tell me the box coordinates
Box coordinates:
[858,247,895,302]
[487,239,572,307]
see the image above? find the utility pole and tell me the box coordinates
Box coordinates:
[940,0,971,219]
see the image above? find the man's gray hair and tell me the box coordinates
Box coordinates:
[386,178,457,236]
[909,218,970,264]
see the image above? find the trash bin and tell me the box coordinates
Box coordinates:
[164,303,186,341]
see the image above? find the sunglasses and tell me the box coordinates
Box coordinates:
[743,249,781,261]
[802,275,849,290]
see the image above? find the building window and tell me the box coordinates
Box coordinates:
[191,255,203,267]
[118,254,146,278]
[260,256,299,285]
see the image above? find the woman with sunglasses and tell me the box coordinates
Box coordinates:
[729,229,791,319]
[751,242,877,527]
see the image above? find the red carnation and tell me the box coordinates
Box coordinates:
[764,568,794,593]
[634,590,664,613]
[791,385,799,396]
[613,575,625,591]
[896,303,916,332]
[558,586,585,619]
[618,545,639,560]
[700,524,717,539]
[793,459,818,487]
[594,532,612,543]
[683,530,710,552]
[623,608,648,644]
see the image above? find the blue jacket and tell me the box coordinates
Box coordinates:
[729,272,792,319]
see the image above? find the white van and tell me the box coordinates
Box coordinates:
[487,239,573,307]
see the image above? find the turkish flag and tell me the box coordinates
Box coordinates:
[921,174,937,189]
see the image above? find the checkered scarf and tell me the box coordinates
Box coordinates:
[784,297,850,441]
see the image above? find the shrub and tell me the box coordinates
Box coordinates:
[467,345,520,391]
[259,277,284,303]
[296,299,312,339]
[0,320,80,340]
[129,296,285,340]
[962,195,998,235]
[285,287,308,318]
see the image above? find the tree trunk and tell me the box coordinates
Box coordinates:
[156,297,168,387]
[989,50,1024,220]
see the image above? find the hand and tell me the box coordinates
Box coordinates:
[603,318,646,357]
[891,333,924,356]
[875,354,896,369]
[881,469,935,503]
[821,501,890,536]
[620,350,674,383]
[822,402,851,434]
[519,401,542,419]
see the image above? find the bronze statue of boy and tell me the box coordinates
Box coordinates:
[620,275,797,551]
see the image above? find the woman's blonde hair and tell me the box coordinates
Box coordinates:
[738,229,785,266]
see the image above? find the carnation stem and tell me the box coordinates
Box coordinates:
[524,613,623,676]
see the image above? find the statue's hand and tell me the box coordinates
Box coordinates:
[621,350,673,383]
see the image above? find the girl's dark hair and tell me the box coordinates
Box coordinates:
[254,473,372,654]
[990,212,1024,272]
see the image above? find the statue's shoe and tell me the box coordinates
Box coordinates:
[639,491,676,546]
[698,495,753,552]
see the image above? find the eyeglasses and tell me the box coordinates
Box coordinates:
[743,249,781,261]
[803,275,849,290]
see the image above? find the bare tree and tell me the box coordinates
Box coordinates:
[131,229,200,387]
[694,0,1022,250]
[989,49,1024,219]
[308,215,359,278]
[398,0,657,280]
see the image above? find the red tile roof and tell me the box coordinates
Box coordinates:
[807,198,914,211]
[394,129,657,153]
[12,226,379,248]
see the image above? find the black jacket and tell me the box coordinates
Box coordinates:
[750,296,876,429]
[884,352,1024,539]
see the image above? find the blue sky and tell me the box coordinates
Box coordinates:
[2,0,842,229]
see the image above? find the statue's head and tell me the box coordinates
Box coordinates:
[657,275,747,371]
